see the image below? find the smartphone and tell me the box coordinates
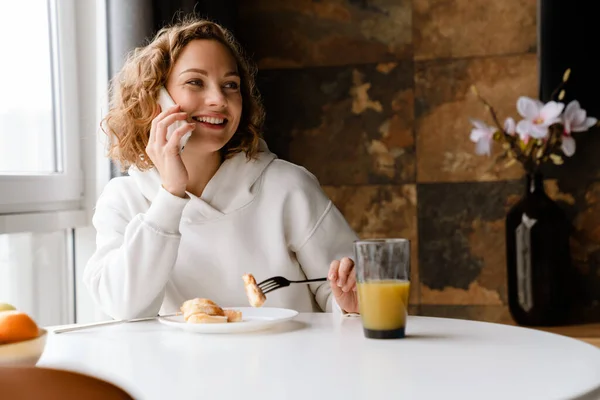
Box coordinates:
[157,86,192,153]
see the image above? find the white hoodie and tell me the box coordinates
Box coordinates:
[83,140,359,319]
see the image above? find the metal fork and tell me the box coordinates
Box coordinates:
[257,276,327,294]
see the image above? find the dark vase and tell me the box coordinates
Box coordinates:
[505,172,571,326]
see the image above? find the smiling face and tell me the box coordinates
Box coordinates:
[165,39,242,154]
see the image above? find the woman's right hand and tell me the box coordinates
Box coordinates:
[146,104,195,198]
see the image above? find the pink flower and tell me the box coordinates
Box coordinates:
[469,119,496,156]
[515,97,564,139]
[561,135,575,157]
[563,100,597,133]
[504,117,516,135]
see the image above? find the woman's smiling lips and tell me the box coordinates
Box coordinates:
[191,113,229,129]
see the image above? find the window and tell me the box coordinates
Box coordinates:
[0,1,56,174]
[0,0,111,326]
[0,0,83,218]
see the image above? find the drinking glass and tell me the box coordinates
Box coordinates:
[354,239,411,339]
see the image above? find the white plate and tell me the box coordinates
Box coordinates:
[158,307,299,334]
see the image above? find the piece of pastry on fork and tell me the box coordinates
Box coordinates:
[242,273,266,307]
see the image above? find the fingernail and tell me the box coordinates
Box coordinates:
[337,280,343,287]
[328,274,334,280]
[342,286,349,292]
[189,123,196,128]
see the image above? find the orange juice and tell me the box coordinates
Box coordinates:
[357,280,410,338]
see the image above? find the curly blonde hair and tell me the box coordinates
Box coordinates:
[102,17,264,171]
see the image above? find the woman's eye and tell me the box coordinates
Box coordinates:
[187,80,203,86]
[224,82,239,90]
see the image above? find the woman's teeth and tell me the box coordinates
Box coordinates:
[193,116,225,125]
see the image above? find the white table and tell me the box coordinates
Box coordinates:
[40,314,600,400]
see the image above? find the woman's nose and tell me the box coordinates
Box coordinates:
[204,85,226,108]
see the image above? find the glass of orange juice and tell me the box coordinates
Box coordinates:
[354,238,410,339]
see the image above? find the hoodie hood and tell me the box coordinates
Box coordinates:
[128,139,277,219]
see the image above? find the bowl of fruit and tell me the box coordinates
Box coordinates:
[0,303,47,367]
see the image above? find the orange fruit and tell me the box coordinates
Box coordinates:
[0,311,39,344]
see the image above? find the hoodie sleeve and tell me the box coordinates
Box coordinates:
[83,179,189,320]
[284,166,359,313]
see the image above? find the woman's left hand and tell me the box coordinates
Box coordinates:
[328,257,359,313]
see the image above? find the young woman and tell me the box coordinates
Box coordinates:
[84,18,359,320]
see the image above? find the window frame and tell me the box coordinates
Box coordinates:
[1,0,111,325]
[0,0,84,225]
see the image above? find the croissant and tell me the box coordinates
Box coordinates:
[181,297,218,309]
[181,298,225,321]
[181,298,241,324]
[242,273,266,307]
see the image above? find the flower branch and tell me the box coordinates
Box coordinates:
[468,69,598,173]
